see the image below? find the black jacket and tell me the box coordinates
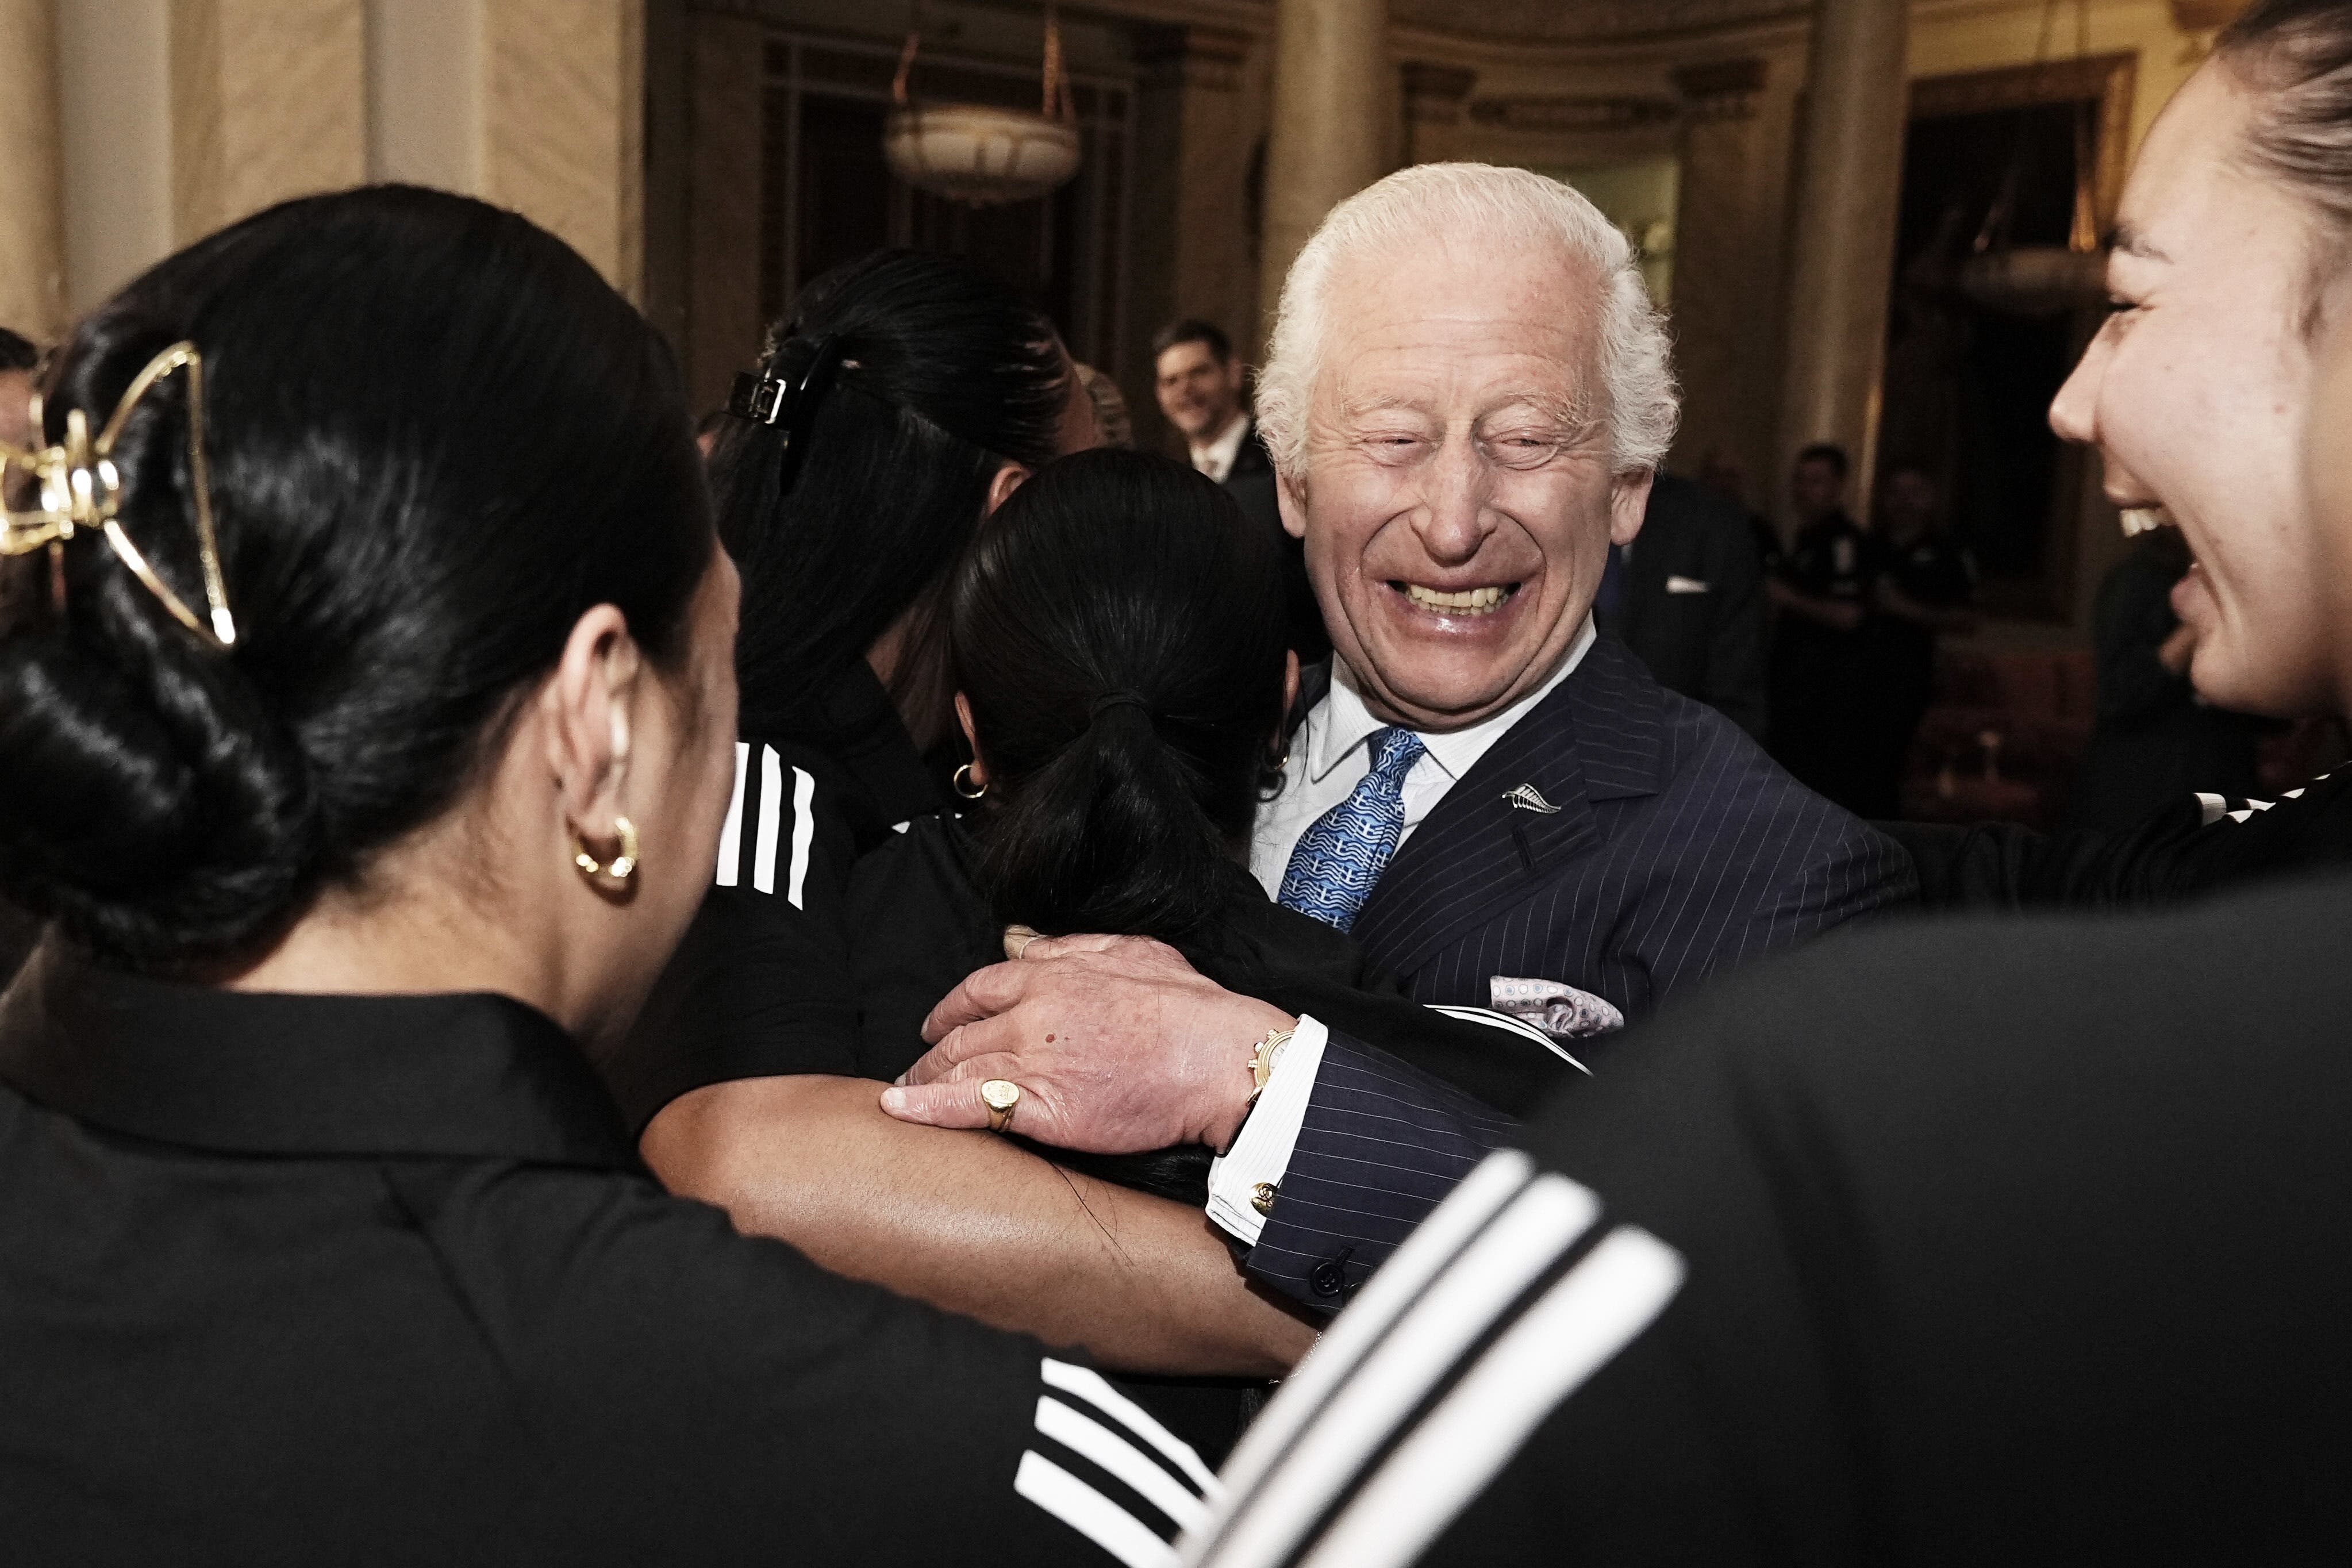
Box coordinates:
[1186,873,2352,1565]
[0,950,1205,1565]
[1598,471,1769,737]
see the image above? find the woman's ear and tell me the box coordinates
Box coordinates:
[954,690,987,787]
[985,462,1032,516]
[540,604,643,846]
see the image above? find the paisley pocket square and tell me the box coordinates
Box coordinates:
[1489,977,1625,1039]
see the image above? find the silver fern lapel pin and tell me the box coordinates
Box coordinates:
[1502,783,1562,814]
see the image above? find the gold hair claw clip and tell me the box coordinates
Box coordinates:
[0,341,236,649]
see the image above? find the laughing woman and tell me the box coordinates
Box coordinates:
[1892,0,2352,908]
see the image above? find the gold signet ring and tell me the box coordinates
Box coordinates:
[981,1079,1022,1133]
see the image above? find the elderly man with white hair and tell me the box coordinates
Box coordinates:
[886,164,1913,1313]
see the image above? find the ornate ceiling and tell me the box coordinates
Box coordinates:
[1388,0,1808,44]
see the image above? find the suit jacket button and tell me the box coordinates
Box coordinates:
[1308,1248,1354,1299]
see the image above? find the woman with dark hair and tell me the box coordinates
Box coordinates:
[1898,0,2352,905]
[614,255,1329,1380]
[0,189,1204,1563]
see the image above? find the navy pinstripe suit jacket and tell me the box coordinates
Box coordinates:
[1247,635,1917,1309]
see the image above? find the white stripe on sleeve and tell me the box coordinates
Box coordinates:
[1017,1450,1179,1568]
[1036,1396,1209,1533]
[715,741,748,888]
[1194,1175,1598,1568]
[753,744,783,895]
[785,765,816,909]
[1212,1152,1540,1500]
[1043,1358,1219,1497]
[1294,1227,1685,1568]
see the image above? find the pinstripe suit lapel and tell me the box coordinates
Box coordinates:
[1350,639,1666,980]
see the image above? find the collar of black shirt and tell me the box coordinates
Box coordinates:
[0,944,637,1169]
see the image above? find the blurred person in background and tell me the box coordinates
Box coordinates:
[1594,468,1769,737]
[1766,442,1892,814]
[1154,316,1326,660]
[1863,462,1977,817]
[1075,362,1133,448]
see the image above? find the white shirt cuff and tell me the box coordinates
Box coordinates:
[1205,1014,1328,1246]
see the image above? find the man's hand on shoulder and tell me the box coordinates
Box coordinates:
[879,932,1293,1156]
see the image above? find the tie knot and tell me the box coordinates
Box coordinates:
[1367,727,1425,779]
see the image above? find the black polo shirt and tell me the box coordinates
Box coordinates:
[0,949,1209,1565]
[606,661,949,1132]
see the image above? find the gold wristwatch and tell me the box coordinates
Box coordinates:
[1246,1027,1296,1109]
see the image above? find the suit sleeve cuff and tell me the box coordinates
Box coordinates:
[1205,1014,1328,1244]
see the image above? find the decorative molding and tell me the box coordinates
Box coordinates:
[1911,53,2139,231]
[1671,56,1765,122]
[1133,22,1252,90]
[1401,61,1477,125]
[1467,93,1678,134]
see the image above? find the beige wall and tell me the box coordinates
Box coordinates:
[24,0,645,337]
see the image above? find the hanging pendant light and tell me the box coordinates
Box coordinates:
[1955,0,2109,317]
[883,2,1082,207]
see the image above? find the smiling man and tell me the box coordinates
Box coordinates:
[886,166,1914,1315]
[1249,164,1912,1019]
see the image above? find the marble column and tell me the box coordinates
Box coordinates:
[482,0,646,302]
[1128,24,1260,441]
[1669,57,1785,497]
[0,0,67,340]
[1775,0,1909,519]
[170,0,368,246]
[1258,0,1389,320]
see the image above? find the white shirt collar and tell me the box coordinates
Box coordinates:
[1307,614,1597,785]
[1189,412,1251,483]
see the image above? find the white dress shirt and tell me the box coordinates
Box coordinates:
[1188,412,1251,485]
[1208,616,1597,1246]
[1248,614,1597,895]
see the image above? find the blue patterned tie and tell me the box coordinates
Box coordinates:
[1278,727,1427,932]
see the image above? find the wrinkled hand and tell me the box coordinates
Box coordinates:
[877,932,1293,1156]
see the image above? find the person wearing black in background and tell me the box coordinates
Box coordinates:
[612,253,1319,1380]
[1766,442,1893,814]
[845,448,1569,1459]
[1595,468,1770,737]
[1862,462,1976,814]
[1152,317,1328,662]
[0,325,42,987]
[0,189,1207,1564]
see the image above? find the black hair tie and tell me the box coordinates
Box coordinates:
[1089,689,1152,725]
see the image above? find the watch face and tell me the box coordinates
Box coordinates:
[981,1080,1022,1112]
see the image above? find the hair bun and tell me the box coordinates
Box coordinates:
[0,574,321,966]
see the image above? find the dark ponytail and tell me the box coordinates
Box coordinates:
[950,449,1288,944]
[713,250,1070,748]
[0,186,710,970]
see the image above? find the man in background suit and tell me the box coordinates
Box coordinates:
[1594,470,1769,736]
[1153,318,1329,661]
[888,166,1913,1313]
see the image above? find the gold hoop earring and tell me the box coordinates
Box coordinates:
[574,816,641,882]
[952,763,987,801]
